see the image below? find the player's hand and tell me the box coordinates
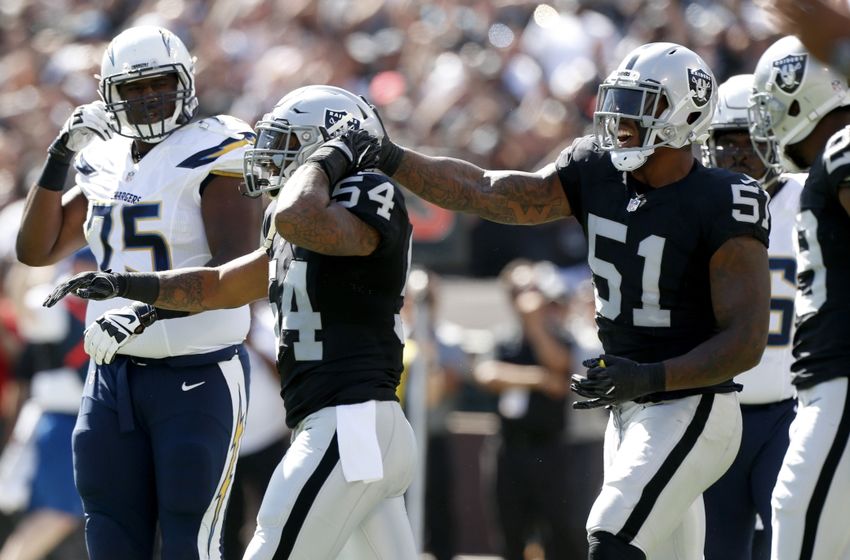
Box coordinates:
[305,128,381,185]
[570,355,666,410]
[361,98,404,176]
[43,270,126,308]
[49,101,115,163]
[84,303,152,365]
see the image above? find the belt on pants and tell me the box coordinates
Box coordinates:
[110,345,242,432]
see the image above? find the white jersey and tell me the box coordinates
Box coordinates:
[735,173,806,404]
[75,115,254,358]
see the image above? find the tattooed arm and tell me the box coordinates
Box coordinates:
[274,163,380,256]
[388,150,571,225]
[42,250,268,312]
[149,250,270,311]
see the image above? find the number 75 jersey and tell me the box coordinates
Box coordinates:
[557,136,770,398]
[263,171,413,429]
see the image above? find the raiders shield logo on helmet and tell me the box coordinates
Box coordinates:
[324,109,361,134]
[772,54,807,94]
[688,68,713,107]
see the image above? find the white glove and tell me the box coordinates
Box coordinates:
[57,101,115,153]
[84,304,148,365]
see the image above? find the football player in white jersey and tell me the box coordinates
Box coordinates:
[16,26,261,559]
[750,36,850,560]
[43,85,418,560]
[701,73,805,560]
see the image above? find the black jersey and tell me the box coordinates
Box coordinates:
[262,171,413,428]
[791,126,850,388]
[557,136,770,401]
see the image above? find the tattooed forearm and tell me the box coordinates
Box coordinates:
[276,201,378,256]
[155,271,210,312]
[393,150,569,224]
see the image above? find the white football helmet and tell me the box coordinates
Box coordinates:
[749,35,850,172]
[595,42,717,172]
[98,26,198,143]
[702,74,780,187]
[242,85,382,197]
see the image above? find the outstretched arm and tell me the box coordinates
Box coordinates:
[388,152,571,225]
[153,249,269,311]
[44,249,269,311]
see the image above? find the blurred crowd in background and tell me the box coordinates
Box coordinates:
[0,0,786,558]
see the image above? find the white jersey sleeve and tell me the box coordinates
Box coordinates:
[735,173,806,404]
[74,116,255,358]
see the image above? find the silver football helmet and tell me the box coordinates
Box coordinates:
[98,26,198,143]
[749,35,850,172]
[595,42,717,171]
[242,85,382,197]
[702,74,780,187]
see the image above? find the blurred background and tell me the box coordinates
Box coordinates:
[0,0,783,559]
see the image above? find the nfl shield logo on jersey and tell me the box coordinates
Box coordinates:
[772,54,807,94]
[687,68,713,107]
[324,109,361,133]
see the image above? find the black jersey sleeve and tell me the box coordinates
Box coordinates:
[555,135,602,220]
[821,126,850,193]
[330,171,408,258]
[701,172,770,254]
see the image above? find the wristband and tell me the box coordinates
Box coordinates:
[642,362,667,393]
[36,156,72,192]
[379,142,404,176]
[122,273,160,304]
[305,147,349,186]
[155,308,191,320]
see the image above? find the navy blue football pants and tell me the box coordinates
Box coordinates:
[72,345,250,560]
[703,397,796,560]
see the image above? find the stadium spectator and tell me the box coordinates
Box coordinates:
[475,259,577,559]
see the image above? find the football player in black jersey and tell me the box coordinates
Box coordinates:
[750,36,850,560]
[372,43,771,560]
[42,86,418,560]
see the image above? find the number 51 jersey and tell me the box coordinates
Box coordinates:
[263,171,413,429]
[557,136,770,401]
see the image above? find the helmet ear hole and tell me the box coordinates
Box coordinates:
[788,100,801,117]
[686,112,701,125]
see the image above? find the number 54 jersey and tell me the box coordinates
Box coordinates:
[263,172,413,429]
[557,136,770,401]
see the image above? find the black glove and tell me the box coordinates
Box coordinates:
[362,98,404,176]
[42,270,127,307]
[570,354,666,410]
[304,128,381,186]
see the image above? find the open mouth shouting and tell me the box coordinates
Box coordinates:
[617,120,640,148]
